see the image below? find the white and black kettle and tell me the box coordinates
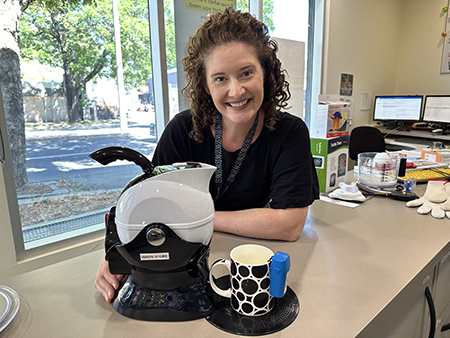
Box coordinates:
[89,146,216,321]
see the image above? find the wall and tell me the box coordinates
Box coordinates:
[323,0,403,127]
[323,0,450,127]
[395,0,450,94]
[23,95,68,123]
[0,165,18,276]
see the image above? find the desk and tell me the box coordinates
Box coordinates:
[2,193,450,338]
[378,126,450,151]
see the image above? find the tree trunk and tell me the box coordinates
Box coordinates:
[0,0,31,188]
[64,72,82,123]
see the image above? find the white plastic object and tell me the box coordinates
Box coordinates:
[329,182,366,202]
[115,163,216,245]
[0,286,20,333]
[339,182,358,193]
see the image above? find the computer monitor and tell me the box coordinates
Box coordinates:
[373,96,423,124]
[423,95,450,123]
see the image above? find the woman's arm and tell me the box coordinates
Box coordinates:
[214,206,308,242]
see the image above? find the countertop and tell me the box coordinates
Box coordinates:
[2,191,450,337]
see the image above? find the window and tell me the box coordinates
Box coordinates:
[1,0,322,258]
[10,0,157,255]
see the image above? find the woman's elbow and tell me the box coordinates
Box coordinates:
[279,208,308,241]
[283,223,304,241]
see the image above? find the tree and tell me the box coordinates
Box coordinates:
[164,0,176,70]
[19,0,153,123]
[237,0,275,32]
[0,0,94,188]
[1,0,271,188]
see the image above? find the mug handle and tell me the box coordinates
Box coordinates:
[209,259,231,298]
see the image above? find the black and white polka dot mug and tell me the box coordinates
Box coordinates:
[209,244,274,316]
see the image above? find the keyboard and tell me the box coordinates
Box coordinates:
[398,168,450,183]
[394,137,450,147]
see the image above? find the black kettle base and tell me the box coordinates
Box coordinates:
[206,276,299,336]
[113,273,212,321]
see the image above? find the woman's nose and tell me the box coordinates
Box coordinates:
[228,78,245,98]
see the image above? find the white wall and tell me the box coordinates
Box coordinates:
[323,0,402,127]
[395,0,450,94]
[323,0,450,127]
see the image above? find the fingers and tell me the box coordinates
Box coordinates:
[416,203,445,218]
[431,206,445,219]
[94,257,126,303]
[406,197,425,207]
[417,203,432,215]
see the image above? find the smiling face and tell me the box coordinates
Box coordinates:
[204,42,264,128]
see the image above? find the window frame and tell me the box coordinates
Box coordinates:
[4,0,324,264]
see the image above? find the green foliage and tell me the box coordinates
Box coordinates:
[20,0,153,90]
[19,0,272,92]
[262,0,275,32]
[164,0,176,69]
[236,0,275,32]
[33,0,97,11]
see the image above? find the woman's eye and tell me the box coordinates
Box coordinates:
[215,77,225,83]
[243,71,253,77]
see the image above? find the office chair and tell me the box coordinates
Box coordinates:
[349,126,386,161]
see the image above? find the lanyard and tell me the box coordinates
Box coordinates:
[214,112,259,202]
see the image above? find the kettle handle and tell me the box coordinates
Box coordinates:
[89,146,155,174]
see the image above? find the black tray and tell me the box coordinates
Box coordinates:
[206,276,299,336]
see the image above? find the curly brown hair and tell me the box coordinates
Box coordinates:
[182,7,291,142]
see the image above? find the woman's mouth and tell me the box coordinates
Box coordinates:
[228,99,249,108]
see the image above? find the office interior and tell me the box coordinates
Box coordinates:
[1,0,450,285]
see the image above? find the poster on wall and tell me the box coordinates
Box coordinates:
[442,1,450,74]
[339,73,353,96]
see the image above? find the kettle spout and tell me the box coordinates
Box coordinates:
[153,162,216,193]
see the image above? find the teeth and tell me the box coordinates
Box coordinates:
[229,100,248,108]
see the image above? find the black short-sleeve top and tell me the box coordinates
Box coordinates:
[152,110,319,211]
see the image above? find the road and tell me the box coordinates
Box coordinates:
[26,128,157,192]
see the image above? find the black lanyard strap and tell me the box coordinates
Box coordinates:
[214,112,259,201]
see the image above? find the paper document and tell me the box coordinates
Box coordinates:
[320,195,361,208]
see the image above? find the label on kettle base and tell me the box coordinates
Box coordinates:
[140,252,170,261]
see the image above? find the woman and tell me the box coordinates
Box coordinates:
[95,7,319,303]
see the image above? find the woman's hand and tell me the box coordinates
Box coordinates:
[94,254,126,303]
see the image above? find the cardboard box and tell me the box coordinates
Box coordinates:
[421,149,450,164]
[311,136,349,193]
[311,101,351,138]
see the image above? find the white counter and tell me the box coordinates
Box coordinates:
[1,191,450,337]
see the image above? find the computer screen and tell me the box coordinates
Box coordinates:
[422,95,450,124]
[373,96,423,121]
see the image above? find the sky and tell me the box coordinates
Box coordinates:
[271,1,309,42]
